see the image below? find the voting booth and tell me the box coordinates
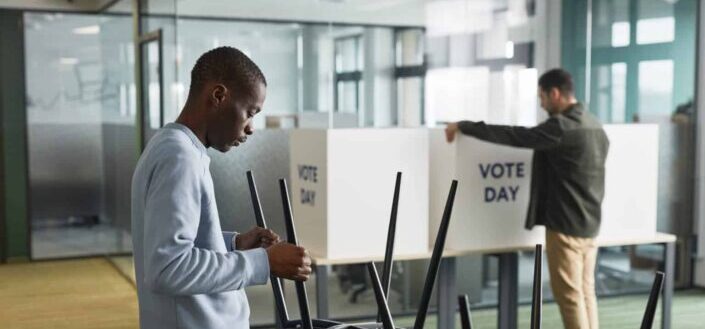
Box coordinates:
[598,124,659,241]
[430,129,542,251]
[430,124,660,250]
[290,128,430,259]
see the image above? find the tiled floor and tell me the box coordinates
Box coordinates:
[1,257,704,329]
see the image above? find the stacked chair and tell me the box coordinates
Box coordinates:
[453,245,666,329]
[247,170,458,329]
[365,178,459,329]
[454,244,544,329]
[249,169,667,329]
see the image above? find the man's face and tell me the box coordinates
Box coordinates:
[538,87,559,115]
[207,82,266,153]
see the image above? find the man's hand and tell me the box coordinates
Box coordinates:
[267,242,312,281]
[236,227,280,250]
[445,122,459,143]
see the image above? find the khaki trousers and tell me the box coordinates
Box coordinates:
[546,229,599,329]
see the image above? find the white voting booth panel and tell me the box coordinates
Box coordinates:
[430,129,542,251]
[290,129,429,259]
[431,124,659,250]
[598,124,659,242]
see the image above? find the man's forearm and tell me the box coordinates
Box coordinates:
[456,120,562,150]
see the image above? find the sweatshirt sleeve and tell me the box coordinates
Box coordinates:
[141,152,269,295]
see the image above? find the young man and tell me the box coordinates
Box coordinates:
[446,69,609,329]
[131,47,311,329]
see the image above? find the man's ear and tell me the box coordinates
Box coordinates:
[211,84,227,106]
[550,87,561,101]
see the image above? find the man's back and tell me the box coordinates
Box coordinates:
[529,105,610,237]
[131,123,268,329]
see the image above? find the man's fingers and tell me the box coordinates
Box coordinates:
[258,228,280,241]
[294,266,312,281]
[445,128,455,143]
[294,274,309,281]
[260,237,280,248]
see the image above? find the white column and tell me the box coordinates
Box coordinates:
[693,0,705,288]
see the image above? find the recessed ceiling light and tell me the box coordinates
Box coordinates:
[73,25,100,35]
[60,57,79,65]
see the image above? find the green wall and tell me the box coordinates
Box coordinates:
[0,10,29,261]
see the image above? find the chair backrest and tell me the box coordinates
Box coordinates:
[639,271,665,329]
[413,180,458,329]
[382,172,402,297]
[365,180,458,329]
[458,294,474,329]
[279,178,314,329]
[378,172,402,321]
[246,171,289,327]
[530,244,543,329]
[368,262,396,329]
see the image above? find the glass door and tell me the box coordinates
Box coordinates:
[134,0,177,150]
[138,29,164,146]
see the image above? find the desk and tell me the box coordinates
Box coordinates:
[310,233,676,329]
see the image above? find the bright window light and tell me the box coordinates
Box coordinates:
[505,41,514,59]
[637,17,675,45]
[611,22,630,47]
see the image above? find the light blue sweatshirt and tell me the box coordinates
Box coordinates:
[131,122,270,329]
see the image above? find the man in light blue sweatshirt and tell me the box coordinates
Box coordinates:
[131,47,311,329]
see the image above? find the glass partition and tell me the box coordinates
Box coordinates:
[563,0,697,291]
[24,10,135,259]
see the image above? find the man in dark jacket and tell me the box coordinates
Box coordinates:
[445,69,609,329]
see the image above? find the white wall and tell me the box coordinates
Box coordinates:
[364,28,395,127]
[175,0,425,27]
[0,0,107,11]
[0,0,426,27]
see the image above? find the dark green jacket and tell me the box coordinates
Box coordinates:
[457,103,609,238]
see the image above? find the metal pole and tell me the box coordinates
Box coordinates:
[279,179,314,329]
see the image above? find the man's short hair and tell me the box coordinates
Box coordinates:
[189,46,267,96]
[538,68,574,96]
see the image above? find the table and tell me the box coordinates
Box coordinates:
[310,233,676,329]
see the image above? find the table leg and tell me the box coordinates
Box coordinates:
[315,264,330,319]
[438,258,457,329]
[497,252,518,329]
[661,242,675,329]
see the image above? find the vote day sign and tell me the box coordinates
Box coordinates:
[290,129,430,259]
[430,124,659,251]
[430,130,544,251]
[290,126,658,259]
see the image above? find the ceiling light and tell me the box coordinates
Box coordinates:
[73,25,100,35]
[59,57,79,65]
